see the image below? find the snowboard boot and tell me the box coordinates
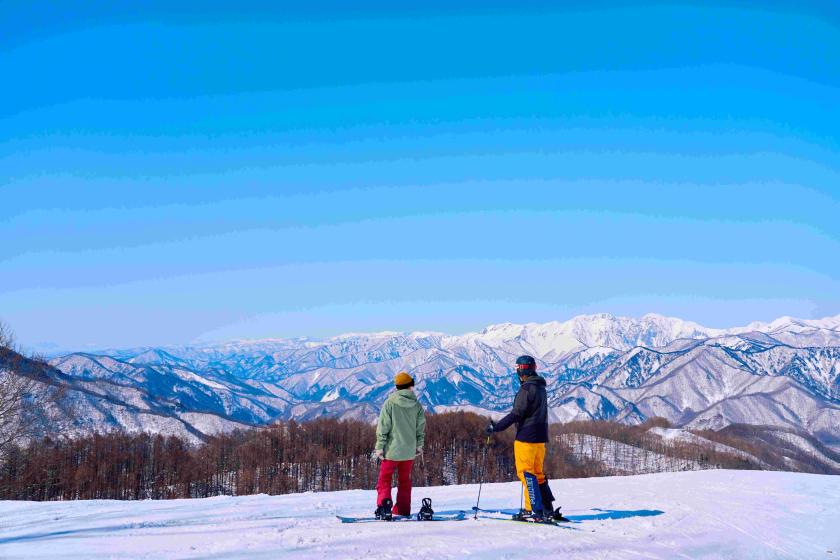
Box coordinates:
[375,498,394,521]
[539,481,558,519]
[417,498,434,521]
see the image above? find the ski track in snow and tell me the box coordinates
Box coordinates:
[0,470,837,560]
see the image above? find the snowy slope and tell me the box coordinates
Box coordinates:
[1,470,838,559]
[647,427,767,464]
[560,432,707,474]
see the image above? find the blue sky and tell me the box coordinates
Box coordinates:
[2,1,839,351]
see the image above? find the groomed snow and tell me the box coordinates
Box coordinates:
[1,470,837,559]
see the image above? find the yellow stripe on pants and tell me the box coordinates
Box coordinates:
[514,440,546,511]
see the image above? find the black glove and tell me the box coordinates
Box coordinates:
[485,420,496,435]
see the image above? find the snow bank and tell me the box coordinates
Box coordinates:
[0,470,837,559]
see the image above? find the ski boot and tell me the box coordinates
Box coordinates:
[374,498,394,521]
[545,507,570,522]
[416,498,434,521]
[530,508,546,522]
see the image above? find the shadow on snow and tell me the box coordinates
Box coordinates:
[565,508,665,522]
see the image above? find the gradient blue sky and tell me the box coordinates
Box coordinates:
[2,1,840,351]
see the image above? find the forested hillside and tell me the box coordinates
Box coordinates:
[6,412,831,502]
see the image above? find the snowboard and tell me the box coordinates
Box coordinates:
[336,511,466,523]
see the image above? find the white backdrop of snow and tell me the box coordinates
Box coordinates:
[1,470,837,560]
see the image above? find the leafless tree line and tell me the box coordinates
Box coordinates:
[553,418,840,475]
[0,411,597,501]
[4,410,828,502]
[555,418,761,475]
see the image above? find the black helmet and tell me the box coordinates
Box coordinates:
[515,355,536,374]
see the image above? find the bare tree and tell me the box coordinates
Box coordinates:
[0,321,66,459]
[0,321,39,457]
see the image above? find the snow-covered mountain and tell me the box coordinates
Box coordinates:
[35,313,840,446]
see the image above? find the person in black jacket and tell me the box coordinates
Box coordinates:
[486,355,561,519]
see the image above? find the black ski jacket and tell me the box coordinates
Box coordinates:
[493,375,548,443]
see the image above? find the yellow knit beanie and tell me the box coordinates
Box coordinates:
[394,371,414,388]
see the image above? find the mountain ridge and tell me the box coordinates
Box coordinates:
[11,312,839,446]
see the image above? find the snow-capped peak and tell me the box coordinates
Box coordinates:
[740,314,840,334]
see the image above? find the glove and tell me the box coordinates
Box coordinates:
[485,420,496,435]
[373,449,384,460]
[415,447,423,458]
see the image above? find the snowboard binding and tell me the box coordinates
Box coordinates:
[374,498,394,521]
[417,498,434,521]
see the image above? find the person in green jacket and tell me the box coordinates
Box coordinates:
[373,371,426,517]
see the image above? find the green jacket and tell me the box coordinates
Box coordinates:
[375,389,426,461]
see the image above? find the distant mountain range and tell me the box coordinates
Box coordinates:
[17,313,840,449]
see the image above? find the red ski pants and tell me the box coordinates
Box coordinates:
[375,459,414,515]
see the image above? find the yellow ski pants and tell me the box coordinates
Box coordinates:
[514,440,546,511]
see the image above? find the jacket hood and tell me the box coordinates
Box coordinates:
[389,388,420,408]
[522,375,546,387]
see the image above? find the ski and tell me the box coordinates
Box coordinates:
[475,515,574,528]
[336,511,466,523]
[472,506,521,516]
[472,507,571,525]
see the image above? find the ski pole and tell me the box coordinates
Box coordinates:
[473,435,491,519]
